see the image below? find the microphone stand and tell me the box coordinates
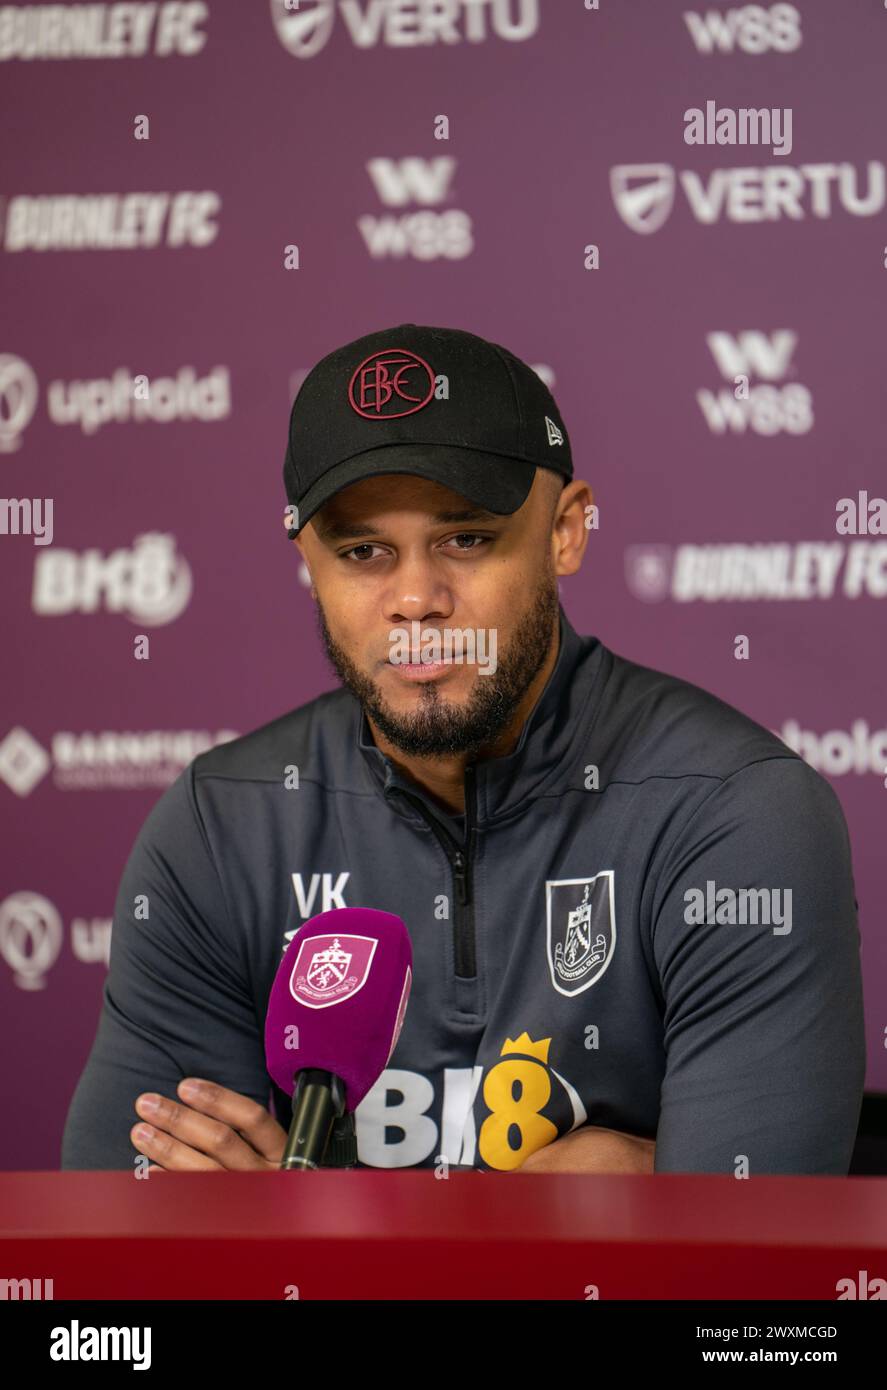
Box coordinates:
[280,1070,357,1170]
[321,1110,358,1168]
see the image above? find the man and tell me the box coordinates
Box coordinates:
[61,323,866,1174]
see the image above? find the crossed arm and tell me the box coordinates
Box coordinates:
[131,1079,654,1174]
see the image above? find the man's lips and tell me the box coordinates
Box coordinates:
[385,657,454,682]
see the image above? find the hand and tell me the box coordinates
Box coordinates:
[514,1124,656,1175]
[131,1079,287,1171]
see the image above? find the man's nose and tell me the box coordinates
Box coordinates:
[382,552,454,624]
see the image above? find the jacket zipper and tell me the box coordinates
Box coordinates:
[394,765,477,979]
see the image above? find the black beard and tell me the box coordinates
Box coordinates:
[314,576,561,757]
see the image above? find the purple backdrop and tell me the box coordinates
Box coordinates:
[2,0,885,1170]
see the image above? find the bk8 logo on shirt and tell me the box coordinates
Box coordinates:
[354,1029,587,1171]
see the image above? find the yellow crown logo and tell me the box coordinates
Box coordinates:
[500,1031,551,1063]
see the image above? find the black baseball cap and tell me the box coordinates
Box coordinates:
[282,323,573,534]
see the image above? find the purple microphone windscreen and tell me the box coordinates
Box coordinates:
[264,906,412,1113]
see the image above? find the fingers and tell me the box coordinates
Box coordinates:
[173,1079,287,1163]
[132,1079,286,1168]
[130,1118,225,1172]
[131,1084,280,1170]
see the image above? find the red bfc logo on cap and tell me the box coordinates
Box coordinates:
[348,347,435,419]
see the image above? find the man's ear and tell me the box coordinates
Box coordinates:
[552,478,594,579]
[291,532,317,600]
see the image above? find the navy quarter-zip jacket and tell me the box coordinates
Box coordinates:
[61,606,866,1173]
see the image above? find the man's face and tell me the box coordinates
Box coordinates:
[295,470,563,757]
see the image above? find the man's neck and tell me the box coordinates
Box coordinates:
[367,622,561,816]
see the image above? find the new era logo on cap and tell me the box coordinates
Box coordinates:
[545,415,564,446]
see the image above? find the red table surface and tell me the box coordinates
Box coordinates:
[1,1171,885,1300]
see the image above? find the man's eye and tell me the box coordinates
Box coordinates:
[341,534,490,561]
[342,543,385,562]
[446,533,489,551]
